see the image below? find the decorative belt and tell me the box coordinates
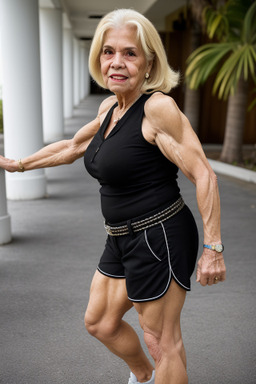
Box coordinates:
[104,196,185,236]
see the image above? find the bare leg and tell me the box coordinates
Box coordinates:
[133,280,188,384]
[84,271,154,382]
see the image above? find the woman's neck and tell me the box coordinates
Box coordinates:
[115,91,142,112]
[112,92,142,125]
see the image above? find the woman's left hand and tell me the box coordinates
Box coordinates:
[196,248,226,286]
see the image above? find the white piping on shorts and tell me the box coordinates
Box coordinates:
[144,229,162,261]
[97,267,125,279]
[129,221,190,302]
[161,222,190,291]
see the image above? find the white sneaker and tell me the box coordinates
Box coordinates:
[128,370,155,384]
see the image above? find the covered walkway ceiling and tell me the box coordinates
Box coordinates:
[40,0,186,38]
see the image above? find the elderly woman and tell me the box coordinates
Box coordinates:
[0,8,226,384]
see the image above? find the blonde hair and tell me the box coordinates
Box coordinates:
[89,8,179,94]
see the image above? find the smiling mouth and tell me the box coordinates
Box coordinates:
[109,75,128,80]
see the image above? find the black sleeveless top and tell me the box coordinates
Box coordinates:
[84,93,180,223]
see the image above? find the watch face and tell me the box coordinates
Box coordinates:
[215,244,224,252]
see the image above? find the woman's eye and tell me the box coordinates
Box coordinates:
[103,49,113,55]
[127,51,136,57]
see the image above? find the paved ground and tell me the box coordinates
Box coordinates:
[0,95,255,384]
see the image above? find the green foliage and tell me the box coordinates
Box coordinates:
[186,0,256,100]
[0,100,3,134]
[203,0,255,41]
[203,4,229,40]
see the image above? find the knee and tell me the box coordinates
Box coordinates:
[84,311,98,337]
[144,332,162,362]
[84,310,119,341]
[144,331,184,363]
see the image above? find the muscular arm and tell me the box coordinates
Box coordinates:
[144,93,226,285]
[0,96,116,173]
[20,117,100,171]
[0,118,100,173]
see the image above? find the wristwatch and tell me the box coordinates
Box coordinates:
[203,244,224,253]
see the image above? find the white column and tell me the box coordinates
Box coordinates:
[79,41,91,100]
[63,18,73,119]
[84,42,90,98]
[79,41,86,100]
[0,25,2,98]
[0,8,11,243]
[73,38,80,106]
[0,138,11,244]
[40,8,63,143]
[0,0,47,200]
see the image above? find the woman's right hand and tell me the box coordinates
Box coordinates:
[0,155,18,173]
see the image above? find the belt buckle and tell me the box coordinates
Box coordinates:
[104,222,113,236]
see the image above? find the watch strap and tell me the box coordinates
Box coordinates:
[203,244,224,252]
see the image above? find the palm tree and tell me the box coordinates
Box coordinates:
[185,0,256,163]
[183,0,207,135]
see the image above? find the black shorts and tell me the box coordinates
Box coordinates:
[98,205,199,302]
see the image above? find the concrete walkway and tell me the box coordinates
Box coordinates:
[0,95,255,384]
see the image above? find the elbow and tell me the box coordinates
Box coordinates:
[66,141,81,164]
[196,165,218,189]
[66,157,75,165]
[66,149,77,164]
[209,168,218,188]
[66,152,79,164]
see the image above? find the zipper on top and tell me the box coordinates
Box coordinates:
[90,141,103,163]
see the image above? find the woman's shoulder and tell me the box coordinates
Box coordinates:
[98,95,117,116]
[144,92,181,126]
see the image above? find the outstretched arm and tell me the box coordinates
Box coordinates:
[144,93,226,286]
[0,95,116,173]
[0,117,100,173]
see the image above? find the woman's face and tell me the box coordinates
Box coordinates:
[100,25,150,97]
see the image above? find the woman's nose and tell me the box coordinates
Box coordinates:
[111,52,125,68]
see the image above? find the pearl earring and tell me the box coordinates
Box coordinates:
[145,72,150,79]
